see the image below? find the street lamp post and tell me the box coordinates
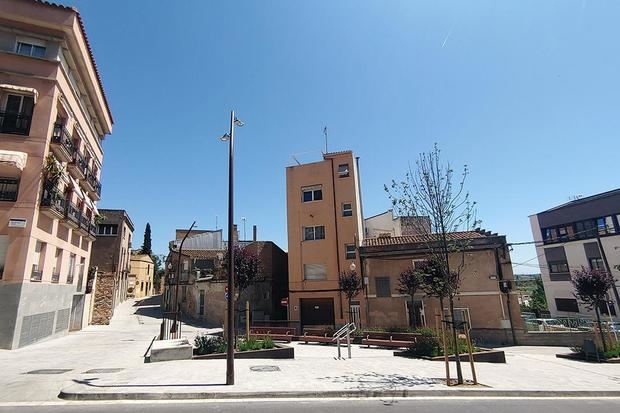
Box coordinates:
[220,110,243,385]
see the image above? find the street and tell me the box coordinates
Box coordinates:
[0,398,619,413]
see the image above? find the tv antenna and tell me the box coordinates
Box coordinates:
[323,126,328,154]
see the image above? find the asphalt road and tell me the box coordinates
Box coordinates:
[0,398,619,413]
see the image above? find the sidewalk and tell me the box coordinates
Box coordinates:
[1,296,619,402]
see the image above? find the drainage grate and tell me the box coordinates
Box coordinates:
[82,368,124,374]
[26,369,72,375]
[250,365,280,372]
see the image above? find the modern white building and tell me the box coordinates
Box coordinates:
[529,189,620,321]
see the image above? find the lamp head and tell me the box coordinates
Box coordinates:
[219,133,231,142]
[234,117,244,127]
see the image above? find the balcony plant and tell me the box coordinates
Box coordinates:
[94,213,106,225]
[42,154,65,189]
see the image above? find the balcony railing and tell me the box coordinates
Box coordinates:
[50,123,75,161]
[69,150,87,178]
[66,273,74,284]
[30,268,42,282]
[40,185,65,217]
[51,272,60,283]
[88,221,97,236]
[79,214,90,233]
[0,111,31,135]
[85,169,102,198]
[63,201,81,226]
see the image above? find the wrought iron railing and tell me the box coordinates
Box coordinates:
[30,268,42,282]
[70,150,87,176]
[40,185,65,215]
[86,169,102,197]
[51,272,60,283]
[64,201,81,225]
[51,123,75,154]
[66,273,74,284]
[0,177,18,201]
[0,111,31,135]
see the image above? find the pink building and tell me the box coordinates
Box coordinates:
[0,0,112,348]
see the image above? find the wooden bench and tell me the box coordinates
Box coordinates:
[361,332,420,348]
[301,328,335,344]
[249,326,293,342]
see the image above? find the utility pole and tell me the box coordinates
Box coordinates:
[172,221,196,338]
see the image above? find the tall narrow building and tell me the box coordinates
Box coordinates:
[0,0,113,348]
[286,151,365,329]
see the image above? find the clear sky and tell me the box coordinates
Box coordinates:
[69,0,620,274]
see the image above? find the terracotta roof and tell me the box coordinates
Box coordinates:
[34,1,114,124]
[362,231,488,247]
[323,150,352,158]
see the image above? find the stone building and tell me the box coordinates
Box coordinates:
[89,209,133,324]
[128,253,154,299]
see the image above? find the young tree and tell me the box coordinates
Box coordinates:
[397,267,423,329]
[339,270,363,323]
[222,245,263,297]
[151,253,166,293]
[529,278,548,316]
[141,223,152,256]
[386,144,479,385]
[571,266,616,353]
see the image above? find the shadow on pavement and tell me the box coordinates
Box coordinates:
[134,295,163,307]
[318,372,440,391]
[72,378,226,388]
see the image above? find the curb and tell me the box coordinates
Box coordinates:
[58,389,620,401]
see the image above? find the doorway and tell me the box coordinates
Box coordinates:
[300,298,334,329]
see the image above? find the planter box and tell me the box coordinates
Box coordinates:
[150,338,193,363]
[193,343,294,360]
[394,348,506,363]
[556,352,620,363]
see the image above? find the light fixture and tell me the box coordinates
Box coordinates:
[234,117,244,127]
[350,262,356,271]
[220,133,231,142]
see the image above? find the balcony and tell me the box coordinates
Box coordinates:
[61,201,80,229]
[30,268,42,282]
[84,170,102,200]
[66,273,74,284]
[50,123,75,163]
[67,150,87,180]
[40,185,65,219]
[51,272,60,284]
[0,111,31,135]
[76,214,90,237]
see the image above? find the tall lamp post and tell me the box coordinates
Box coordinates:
[220,110,244,385]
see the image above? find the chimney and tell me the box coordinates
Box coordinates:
[253,225,257,242]
[233,224,239,244]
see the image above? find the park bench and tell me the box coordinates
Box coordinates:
[248,326,293,342]
[361,332,420,349]
[301,328,336,344]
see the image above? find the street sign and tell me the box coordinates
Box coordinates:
[225,285,229,293]
[225,292,229,301]
[280,297,288,307]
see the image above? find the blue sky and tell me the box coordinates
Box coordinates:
[70,0,620,274]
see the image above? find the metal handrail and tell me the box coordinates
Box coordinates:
[332,322,356,360]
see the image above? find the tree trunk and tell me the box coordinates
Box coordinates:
[595,305,607,353]
[449,296,464,385]
[410,297,417,329]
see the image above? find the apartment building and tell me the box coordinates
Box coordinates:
[286,151,365,329]
[89,209,133,325]
[359,230,523,345]
[128,253,153,299]
[0,0,112,348]
[364,209,431,238]
[530,189,620,321]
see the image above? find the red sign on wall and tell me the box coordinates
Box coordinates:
[280,297,289,307]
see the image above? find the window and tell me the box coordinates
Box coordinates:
[0,178,19,201]
[304,263,327,280]
[2,94,34,135]
[303,225,325,241]
[555,298,579,313]
[375,277,391,297]
[589,257,605,271]
[302,185,322,202]
[345,244,356,260]
[412,259,426,270]
[97,224,118,235]
[16,41,46,58]
[67,253,76,284]
[342,202,352,217]
[557,226,570,241]
[199,290,205,316]
[548,261,569,273]
[338,163,350,177]
[574,219,597,239]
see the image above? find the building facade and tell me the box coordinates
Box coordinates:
[359,230,523,345]
[364,209,430,238]
[530,189,620,321]
[129,253,153,299]
[0,0,112,348]
[89,209,133,325]
[286,151,365,329]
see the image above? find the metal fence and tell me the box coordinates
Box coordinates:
[159,311,182,340]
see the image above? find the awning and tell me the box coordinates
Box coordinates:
[83,194,99,215]
[68,176,84,199]
[0,150,28,171]
[0,84,38,104]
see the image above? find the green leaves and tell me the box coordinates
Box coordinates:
[339,270,363,301]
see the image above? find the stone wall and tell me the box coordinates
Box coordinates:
[91,273,116,325]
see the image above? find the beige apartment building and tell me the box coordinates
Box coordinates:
[286,151,366,329]
[129,253,154,299]
[0,0,112,348]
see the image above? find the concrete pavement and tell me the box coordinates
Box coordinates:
[0,295,619,403]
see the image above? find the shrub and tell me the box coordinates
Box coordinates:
[262,336,275,349]
[238,338,262,352]
[194,334,226,355]
[406,335,441,357]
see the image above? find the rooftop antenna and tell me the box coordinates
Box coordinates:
[291,155,301,165]
[323,126,328,154]
[569,194,583,201]
[215,215,218,230]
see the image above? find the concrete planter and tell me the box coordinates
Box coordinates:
[394,348,506,363]
[193,343,294,360]
[556,352,620,363]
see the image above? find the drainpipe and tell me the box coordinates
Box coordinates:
[495,244,517,345]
